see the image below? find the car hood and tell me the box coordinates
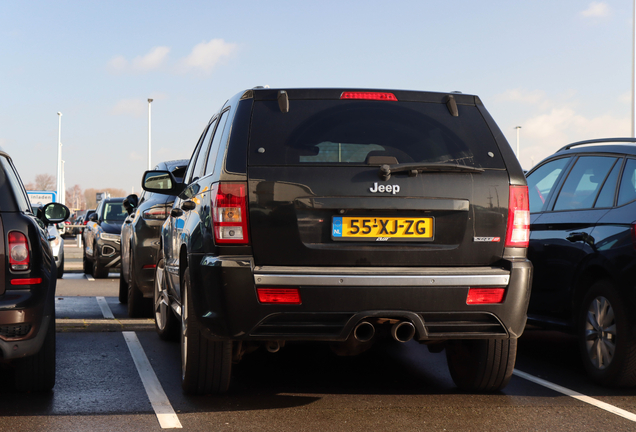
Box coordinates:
[101,221,123,235]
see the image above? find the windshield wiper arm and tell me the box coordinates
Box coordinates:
[378,162,484,180]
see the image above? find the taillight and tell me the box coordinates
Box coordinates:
[257,288,302,304]
[466,288,505,304]
[211,182,249,244]
[340,91,398,101]
[505,186,530,248]
[142,205,170,220]
[8,231,30,271]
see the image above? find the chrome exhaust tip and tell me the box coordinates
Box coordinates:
[353,321,375,343]
[266,341,281,353]
[391,321,416,343]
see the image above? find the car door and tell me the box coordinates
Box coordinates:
[528,155,618,321]
[165,117,218,298]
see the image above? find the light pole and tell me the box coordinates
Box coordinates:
[632,0,636,138]
[515,126,522,159]
[61,160,65,206]
[57,112,63,204]
[148,98,153,170]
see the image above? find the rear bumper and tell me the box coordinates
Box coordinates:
[188,256,532,342]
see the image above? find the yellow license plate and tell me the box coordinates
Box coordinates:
[332,216,434,241]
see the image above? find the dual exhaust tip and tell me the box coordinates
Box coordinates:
[353,320,416,343]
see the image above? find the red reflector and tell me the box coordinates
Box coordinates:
[257,288,301,305]
[142,264,156,269]
[11,278,42,285]
[505,185,530,248]
[340,91,398,101]
[466,288,506,304]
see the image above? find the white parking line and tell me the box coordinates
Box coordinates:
[85,274,95,282]
[513,369,636,422]
[96,296,115,319]
[123,332,182,429]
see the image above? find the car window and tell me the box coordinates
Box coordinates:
[594,158,622,208]
[190,118,218,182]
[184,122,212,183]
[248,100,506,169]
[554,156,618,211]
[204,110,230,176]
[0,156,32,213]
[526,157,571,213]
[617,158,636,206]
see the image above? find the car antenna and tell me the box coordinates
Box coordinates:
[445,94,459,117]
[278,90,289,113]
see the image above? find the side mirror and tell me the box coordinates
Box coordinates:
[142,170,184,196]
[123,194,139,215]
[40,202,70,225]
[89,213,99,222]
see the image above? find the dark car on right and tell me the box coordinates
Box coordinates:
[526,138,636,387]
[119,159,188,317]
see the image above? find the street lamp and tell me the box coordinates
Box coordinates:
[515,126,522,159]
[57,112,63,205]
[148,98,153,170]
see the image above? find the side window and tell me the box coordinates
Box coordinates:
[594,159,622,208]
[204,110,230,176]
[554,156,618,211]
[618,158,636,206]
[190,118,218,182]
[526,157,570,213]
[0,157,31,213]
[184,121,213,183]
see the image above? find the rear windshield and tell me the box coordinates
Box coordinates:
[248,100,505,168]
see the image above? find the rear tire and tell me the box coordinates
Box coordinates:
[154,250,178,340]
[127,256,150,318]
[119,270,128,304]
[14,315,56,392]
[181,267,232,394]
[446,338,517,392]
[83,250,92,275]
[56,256,64,279]
[578,280,636,387]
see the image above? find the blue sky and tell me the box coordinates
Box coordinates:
[1,1,633,198]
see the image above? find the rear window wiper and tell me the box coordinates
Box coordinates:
[378,162,484,180]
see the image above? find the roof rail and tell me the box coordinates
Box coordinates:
[557,137,636,152]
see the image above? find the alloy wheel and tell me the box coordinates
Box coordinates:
[584,295,617,370]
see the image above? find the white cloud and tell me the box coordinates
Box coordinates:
[110,99,146,118]
[581,2,610,17]
[108,46,170,74]
[495,89,547,105]
[108,55,128,73]
[178,39,237,73]
[132,46,170,72]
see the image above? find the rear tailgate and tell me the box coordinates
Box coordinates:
[246,92,509,268]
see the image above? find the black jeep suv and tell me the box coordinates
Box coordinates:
[143,88,532,394]
[0,149,69,391]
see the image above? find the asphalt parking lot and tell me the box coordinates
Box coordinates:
[2,241,636,431]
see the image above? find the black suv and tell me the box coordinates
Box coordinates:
[0,150,69,391]
[526,138,636,387]
[82,197,126,278]
[143,88,532,394]
[120,159,188,317]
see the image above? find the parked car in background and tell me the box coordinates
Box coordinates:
[143,87,532,394]
[82,198,126,278]
[0,149,70,391]
[47,224,64,278]
[526,138,636,387]
[120,159,188,317]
